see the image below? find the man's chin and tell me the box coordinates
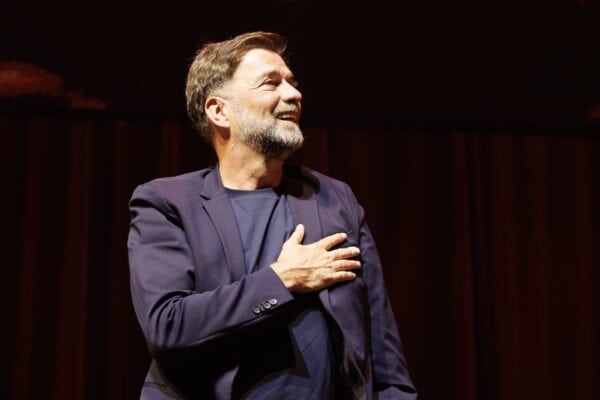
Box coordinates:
[265,140,304,161]
[263,134,304,160]
[277,120,301,132]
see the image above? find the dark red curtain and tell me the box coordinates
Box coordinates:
[2,113,599,399]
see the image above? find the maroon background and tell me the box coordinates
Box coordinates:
[2,112,599,399]
[2,2,599,398]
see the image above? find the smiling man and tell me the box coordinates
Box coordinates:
[128,31,417,399]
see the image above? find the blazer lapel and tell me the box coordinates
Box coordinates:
[199,167,246,280]
[282,167,332,312]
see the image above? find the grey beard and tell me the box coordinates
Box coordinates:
[239,122,304,160]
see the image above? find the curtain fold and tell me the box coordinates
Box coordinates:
[2,114,598,400]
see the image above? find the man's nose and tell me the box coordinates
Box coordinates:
[280,80,302,103]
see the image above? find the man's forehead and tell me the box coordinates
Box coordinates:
[235,48,292,78]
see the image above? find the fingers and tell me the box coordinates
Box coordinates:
[317,232,348,250]
[325,270,358,286]
[323,259,361,287]
[329,259,362,272]
[287,224,305,245]
[331,246,361,261]
[289,228,354,252]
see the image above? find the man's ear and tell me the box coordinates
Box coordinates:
[205,96,230,129]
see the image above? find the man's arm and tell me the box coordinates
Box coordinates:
[128,184,296,356]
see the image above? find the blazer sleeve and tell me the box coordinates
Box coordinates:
[127,184,295,357]
[343,185,418,399]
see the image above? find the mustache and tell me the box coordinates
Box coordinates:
[273,104,300,114]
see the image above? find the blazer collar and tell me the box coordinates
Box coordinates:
[198,166,246,279]
[198,165,226,200]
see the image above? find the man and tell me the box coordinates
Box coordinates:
[128,31,416,399]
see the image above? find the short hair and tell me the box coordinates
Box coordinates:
[185,31,287,142]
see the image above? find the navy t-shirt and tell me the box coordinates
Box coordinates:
[227,187,338,399]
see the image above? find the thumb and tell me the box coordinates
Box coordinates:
[288,224,305,244]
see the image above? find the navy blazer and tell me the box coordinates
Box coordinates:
[128,165,416,399]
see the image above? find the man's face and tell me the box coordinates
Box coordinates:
[224,48,304,160]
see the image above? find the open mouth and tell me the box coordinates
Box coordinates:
[276,113,298,123]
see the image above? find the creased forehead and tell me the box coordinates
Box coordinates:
[232,48,292,80]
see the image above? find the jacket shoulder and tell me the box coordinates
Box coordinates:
[128,167,216,219]
[145,167,212,192]
[132,167,213,198]
[287,164,360,212]
[287,164,350,193]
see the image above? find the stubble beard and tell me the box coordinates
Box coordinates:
[237,113,304,161]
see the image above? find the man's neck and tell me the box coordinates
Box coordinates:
[218,153,284,190]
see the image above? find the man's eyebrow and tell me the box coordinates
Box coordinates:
[255,69,298,84]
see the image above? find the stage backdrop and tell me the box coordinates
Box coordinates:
[2,112,599,400]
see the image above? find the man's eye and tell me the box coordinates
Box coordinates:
[263,80,278,87]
